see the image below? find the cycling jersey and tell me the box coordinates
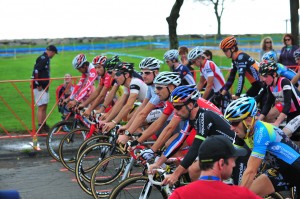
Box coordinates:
[123,77,148,102]
[70,64,97,101]
[173,64,196,86]
[250,121,300,167]
[222,51,261,96]
[98,72,113,89]
[146,84,165,108]
[261,77,300,116]
[200,59,225,92]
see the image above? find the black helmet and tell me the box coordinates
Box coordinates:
[104,55,121,70]
[114,62,134,74]
[259,61,278,76]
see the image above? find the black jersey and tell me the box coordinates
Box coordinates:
[31,52,50,89]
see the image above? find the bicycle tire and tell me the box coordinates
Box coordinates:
[76,134,110,160]
[90,154,144,198]
[108,176,168,199]
[75,143,126,196]
[46,120,76,161]
[58,127,90,172]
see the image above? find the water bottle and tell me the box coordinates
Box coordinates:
[33,135,38,150]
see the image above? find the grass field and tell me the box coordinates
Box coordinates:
[0,45,243,133]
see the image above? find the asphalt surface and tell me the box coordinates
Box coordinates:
[0,136,93,199]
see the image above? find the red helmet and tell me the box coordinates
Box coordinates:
[219,36,237,49]
[92,55,107,66]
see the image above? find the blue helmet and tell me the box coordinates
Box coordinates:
[170,85,200,103]
[224,97,257,122]
[261,51,277,62]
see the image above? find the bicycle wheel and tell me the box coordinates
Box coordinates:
[90,154,144,198]
[109,176,168,199]
[46,120,76,161]
[58,127,90,172]
[75,143,126,196]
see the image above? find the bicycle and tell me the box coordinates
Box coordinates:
[46,104,90,161]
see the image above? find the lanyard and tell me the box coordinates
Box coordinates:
[199,176,221,181]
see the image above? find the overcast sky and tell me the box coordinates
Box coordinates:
[0,0,295,40]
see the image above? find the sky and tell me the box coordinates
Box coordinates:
[0,0,296,40]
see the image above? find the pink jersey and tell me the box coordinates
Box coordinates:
[70,64,97,101]
[200,60,225,92]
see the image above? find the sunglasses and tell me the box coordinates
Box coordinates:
[284,38,291,42]
[265,41,272,44]
[107,70,113,75]
[155,86,166,91]
[222,48,230,53]
[115,71,124,77]
[141,71,152,76]
[231,121,241,127]
[173,104,185,110]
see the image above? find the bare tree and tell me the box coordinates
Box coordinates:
[167,0,184,49]
[196,0,225,38]
[290,0,299,46]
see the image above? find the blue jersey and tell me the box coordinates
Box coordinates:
[249,121,300,166]
[173,64,195,86]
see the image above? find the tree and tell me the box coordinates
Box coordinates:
[290,0,299,46]
[196,0,225,38]
[167,0,184,49]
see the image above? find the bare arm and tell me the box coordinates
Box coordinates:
[104,94,128,122]
[201,76,214,100]
[98,84,119,113]
[197,76,206,92]
[240,156,262,188]
[137,113,169,143]
[112,93,138,124]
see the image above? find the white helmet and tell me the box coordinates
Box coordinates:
[139,57,160,70]
[72,54,87,69]
[188,46,205,61]
[154,72,181,86]
[163,49,179,60]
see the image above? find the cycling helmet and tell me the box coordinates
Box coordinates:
[219,36,237,49]
[92,55,107,66]
[114,62,134,73]
[170,85,200,103]
[72,54,87,69]
[261,51,277,62]
[294,48,300,59]
[104,55,121,70]
[224,97,257,122]
[163,49,179,60]
[139,57,160,70]
[153,72,181,86]
[259,61,278,76]
[187,46,205,61]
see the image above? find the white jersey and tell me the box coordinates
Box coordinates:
[123,77,148,102]
[200,60,225,92]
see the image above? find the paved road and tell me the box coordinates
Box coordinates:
[0,135,93,199]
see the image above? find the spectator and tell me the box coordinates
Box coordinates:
[56,74,74,119]
[259,37,277,62]
[278,34,299,67]
[169,135,260,199]
[31,45,58,132]
[203,49,213,60]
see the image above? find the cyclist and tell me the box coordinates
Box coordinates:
[169,135,260,199]
[77,55,114,117]
[149,85,247,185]
[291,48,300,89]
[225,97,300,197]
[262,51,299,86]
[117,57,166,143]
[65,54,97,108]
[257,61,300,126]
[187,46,225,100]
[219,36,262,100]
[163,49,196,86]
[102,62,148,132]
